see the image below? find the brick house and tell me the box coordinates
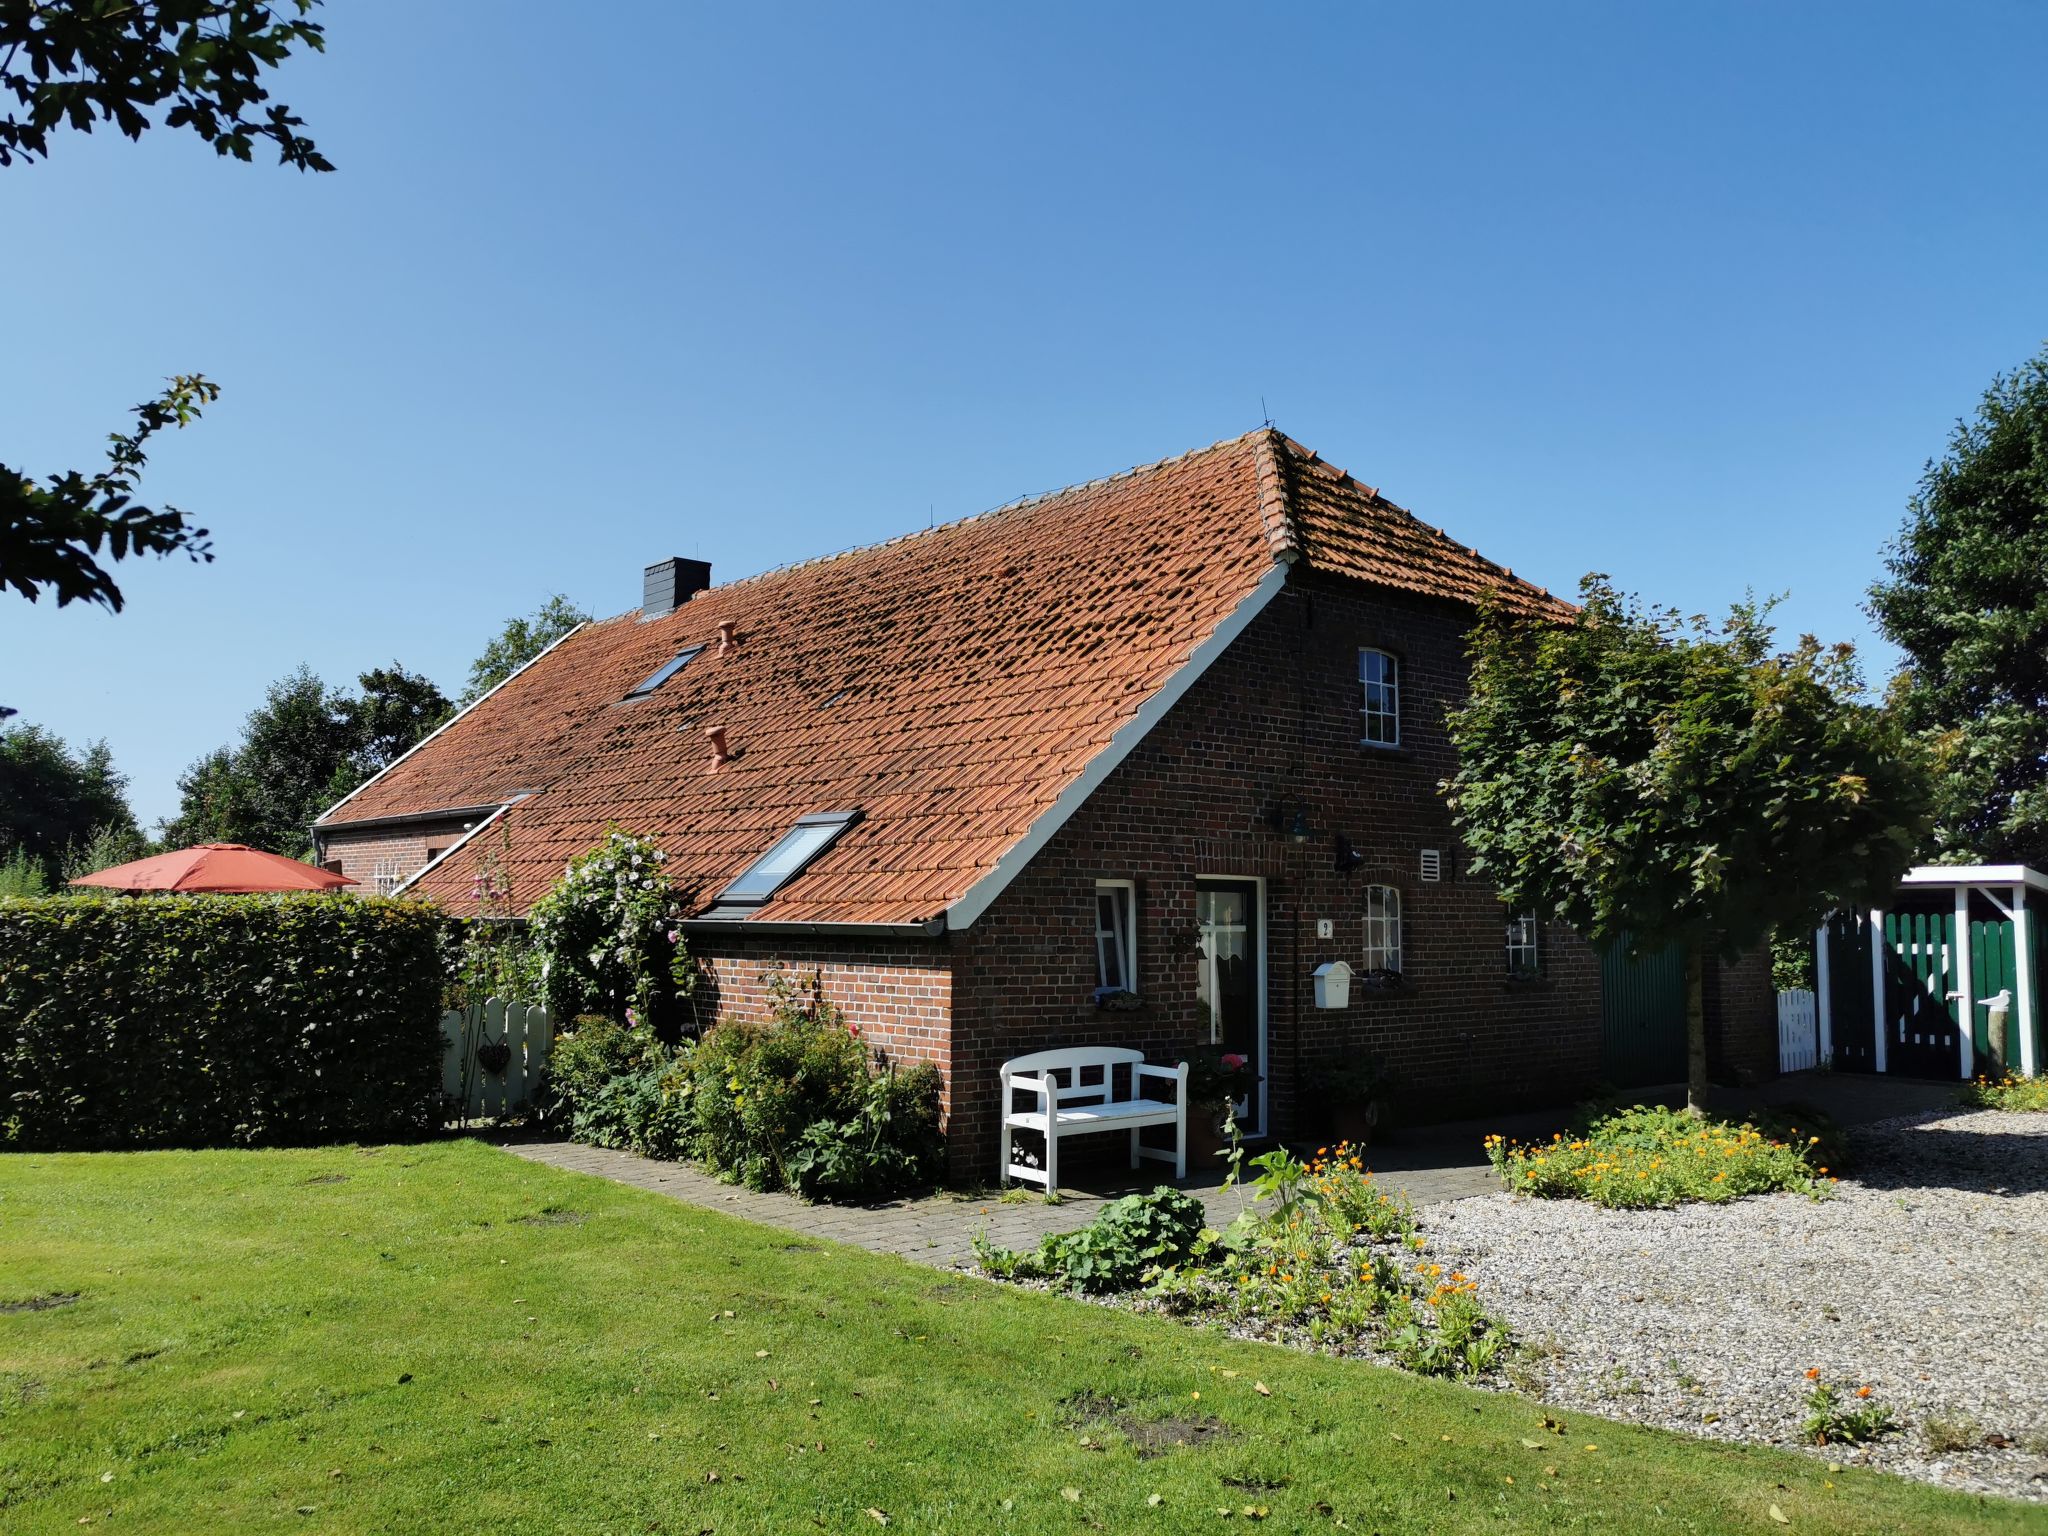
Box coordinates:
[315,429,1773,1173]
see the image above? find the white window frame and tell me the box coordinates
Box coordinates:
[1359,648,1400,747]
[1094,879,1137,993]
[1363,884,1403,973]
[1506,909,1542,977]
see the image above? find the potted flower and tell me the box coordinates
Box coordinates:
[1306,1055,1391,1147]
[1185,1045,1260,1166]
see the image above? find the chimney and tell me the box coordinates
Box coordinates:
[717,619,738,654]
[642,556,712,621]
[706,724,732,770]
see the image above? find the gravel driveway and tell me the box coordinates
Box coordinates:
[1424,1107,2048,1503]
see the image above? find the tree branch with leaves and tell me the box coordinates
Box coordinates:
[1443,576,1931,1108]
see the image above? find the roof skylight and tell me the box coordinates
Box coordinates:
[625,645,705,700]
[712,810,863,908]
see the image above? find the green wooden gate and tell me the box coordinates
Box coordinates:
[1880,909,1962,1078]
[1968,915,2022,1073]
[1599,935,1687,1088]
[1822,912,1875,1072]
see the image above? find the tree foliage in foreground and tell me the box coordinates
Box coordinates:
[1444,577,1930,1106]
[0,374,219,621]
[0,0,331,171]
[1869,342,2048,869]
[461,594,590,704]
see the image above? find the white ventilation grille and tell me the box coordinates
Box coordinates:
[1419,848,1443,884]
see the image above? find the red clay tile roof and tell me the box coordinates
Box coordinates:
[320,430,1567,923]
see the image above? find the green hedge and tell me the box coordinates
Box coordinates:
[0,895,448,1150]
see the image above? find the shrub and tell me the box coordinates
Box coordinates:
[0,894,446,1149]
[526,829,695,1031]
[554,967,942,1203]
[692,972,942,1200]
[1961,1072,2048,1112]
[1485,1103,1832,1208]
[1034,1188,1207,1293]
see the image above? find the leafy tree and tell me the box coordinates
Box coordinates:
[344,664,452,776]
[60,820,154,880]
[1869,343,2048,868]
[1443,577,1930,1108]
[162,663,451,853]
[0,722,139,880]
[461,595,590,705]
[1,1,332,171]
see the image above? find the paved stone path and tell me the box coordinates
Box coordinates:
[498,1136,1499,1269]
[498,1071,1964,1271]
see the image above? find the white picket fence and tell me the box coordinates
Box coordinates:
[1777,988,1819,1073]
[440,996,554,1121]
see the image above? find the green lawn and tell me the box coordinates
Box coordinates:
[0,1143,2028,1535]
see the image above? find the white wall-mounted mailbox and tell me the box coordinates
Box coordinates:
[1312,960,1353,1010]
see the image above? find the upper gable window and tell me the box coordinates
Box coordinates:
[716,810,863,906]
[1359,648,1400,746]
[625,645,705,700]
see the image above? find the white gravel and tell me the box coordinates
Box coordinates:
[1424,1108,2048,1503]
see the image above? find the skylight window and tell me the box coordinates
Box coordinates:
[625,645,705,700]
[715,810,863,907]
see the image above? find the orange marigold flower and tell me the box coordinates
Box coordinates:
[1804,1368,1820,1380]
[1856,1386,1872,1398]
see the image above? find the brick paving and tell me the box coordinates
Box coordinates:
[496,1071,1964,1271]
[495,1134,1499,1270]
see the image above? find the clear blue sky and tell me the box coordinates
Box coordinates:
[4,1,2044,828]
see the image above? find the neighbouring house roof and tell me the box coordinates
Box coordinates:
[318,429,1569,926]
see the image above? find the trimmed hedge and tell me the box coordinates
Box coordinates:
[0,894,448,1150]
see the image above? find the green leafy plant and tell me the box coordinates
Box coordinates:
[526,828,695,1031]
[0,892,445,1149]
[1187,1045,1258,1106]
[1802,1374,1898,1446]
[983,1187,1207,1294]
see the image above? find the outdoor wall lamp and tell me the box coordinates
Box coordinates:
[1332,833,1366,873]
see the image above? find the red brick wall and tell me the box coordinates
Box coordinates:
[949,570,1605,1174]
[317,815,480,894]
[689,933,956,1096]
[1707,945,1779,1085]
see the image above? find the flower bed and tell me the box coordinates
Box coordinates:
[973,1145,1509,1380]
[1484,1104,1835,1208]
[1961,1072,2048,1112]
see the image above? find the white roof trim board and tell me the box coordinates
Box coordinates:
[1899,864,2048,894]
[313,621,588,830]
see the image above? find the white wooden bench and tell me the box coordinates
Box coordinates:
[999,1046,1188,1189]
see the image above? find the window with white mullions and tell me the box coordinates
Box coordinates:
[1362,884,1403,973]
[1506,909,1543,978]
[1094,880,1137,993]
[1359,648,1400,746]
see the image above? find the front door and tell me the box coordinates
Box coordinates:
[1196,879,1264,1134]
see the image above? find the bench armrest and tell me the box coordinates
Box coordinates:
[1134,1062,1189,1102]
[1002,1072,1054,1111]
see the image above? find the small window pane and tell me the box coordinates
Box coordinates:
[1363,884,1402,972]
[1360,649,1400,745]
[1506,910,1542,977]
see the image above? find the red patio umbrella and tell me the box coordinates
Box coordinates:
[69,843,358,895]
